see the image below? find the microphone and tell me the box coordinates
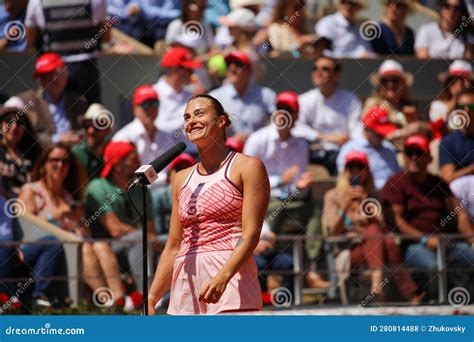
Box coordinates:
[129,142,187,188]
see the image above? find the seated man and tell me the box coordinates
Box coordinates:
[244,91,328,288]
[439,89,474,184]
[17,53,88,145]
[210,51,276,143]
[337,106,400,191]
[72,103,113,180]
[85,141,156,294]
[293,55,363,175]
[381,135,474,297]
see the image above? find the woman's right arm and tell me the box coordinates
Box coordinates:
[324,189,348,236]
[148,170,187,314]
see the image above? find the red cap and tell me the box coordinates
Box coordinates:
[224,51,251,66]
[101,141,137,178]
[404,134,430,153]
[225,137,245,153]
[167,153,196,171]
[160,47,202,70]
[344,150,369,167]
[363,106,398,138]
[133,85,158,106]
[33,53,65,78]
[276,91,299,113]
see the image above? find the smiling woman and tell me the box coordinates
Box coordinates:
[148,94,270,315]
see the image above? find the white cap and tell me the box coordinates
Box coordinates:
[448,60,473,77]
[84,103,110,120]
[219,8,257,31]
[4,96,26,109]
[230,0,264,9]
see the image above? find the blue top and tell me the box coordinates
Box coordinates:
[439,131,474,169]
[370,22,415,55]
[0,7,27,51]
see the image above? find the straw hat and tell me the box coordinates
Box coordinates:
[370,59,414,87]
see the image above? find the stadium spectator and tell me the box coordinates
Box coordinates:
[26,0,110,104]
[254,0,327,59]
[153,47,202,138]
[72,103,114,180]
[439,89,474,184]
[324,150,423,303]
[19,143,127,306]
[85,141,156,293]
[165,0,214,54]
[0,107,43,199]
[314,0,374,58]
[0,0,28,51]
[154,153,196,236]
[337,106,400,191]
[244,91,328,288]
[380,135,474,281]
[370,0,415,56]
[0,194,70,309]
[365,60,430,147]
[210,51,276,143]
[216,8,258,53]
[449,175,474,220]
[112,85,176,185]
[17,53,88,145]
[415,0,472,60]
[293,56,363,175]
[430,60,473,138]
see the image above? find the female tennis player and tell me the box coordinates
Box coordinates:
[148,94,270,315]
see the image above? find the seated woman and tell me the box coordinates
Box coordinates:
[19,143,126,307]
[324,150,423,303]
[0,106,43,198]
[370,0,415,56]
[365,60,431,149]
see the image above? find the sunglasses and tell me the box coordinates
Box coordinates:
[381,77,402,85]
[441,3,461,11]
[456,102,474,111]
[141,100,159,109]
[47,157,70,166]
[346,162,366,170]
[313,65,334,72]
[404,148,424,158]
[340,0,362,7]
[1,116,26,127]
[229,61,247,69]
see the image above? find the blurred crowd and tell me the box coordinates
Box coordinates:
[0,0,473,312]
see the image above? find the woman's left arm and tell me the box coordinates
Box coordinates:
[199,157,270,304]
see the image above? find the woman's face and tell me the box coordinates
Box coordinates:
[346,162,369,185]
[439,0,462,28]
[183,98,226,145]
[185,0,206,21]
[448,76,471,97]
[44,147,70,184]
[384,1,409,23]
[1,115,25,146]
[379,75,406,102]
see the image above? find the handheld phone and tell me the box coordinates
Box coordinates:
[350,175,361,187]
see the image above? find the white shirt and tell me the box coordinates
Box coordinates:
[449,175,474,219]
[112,117,177,185]
[415,22,466,59]
[25,0,107,62]
[315,12,373,58]
[244,125,309,199]
[209,82,276,136]
[293,88,363,150]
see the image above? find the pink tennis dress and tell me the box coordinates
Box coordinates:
[167,151,262,315]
